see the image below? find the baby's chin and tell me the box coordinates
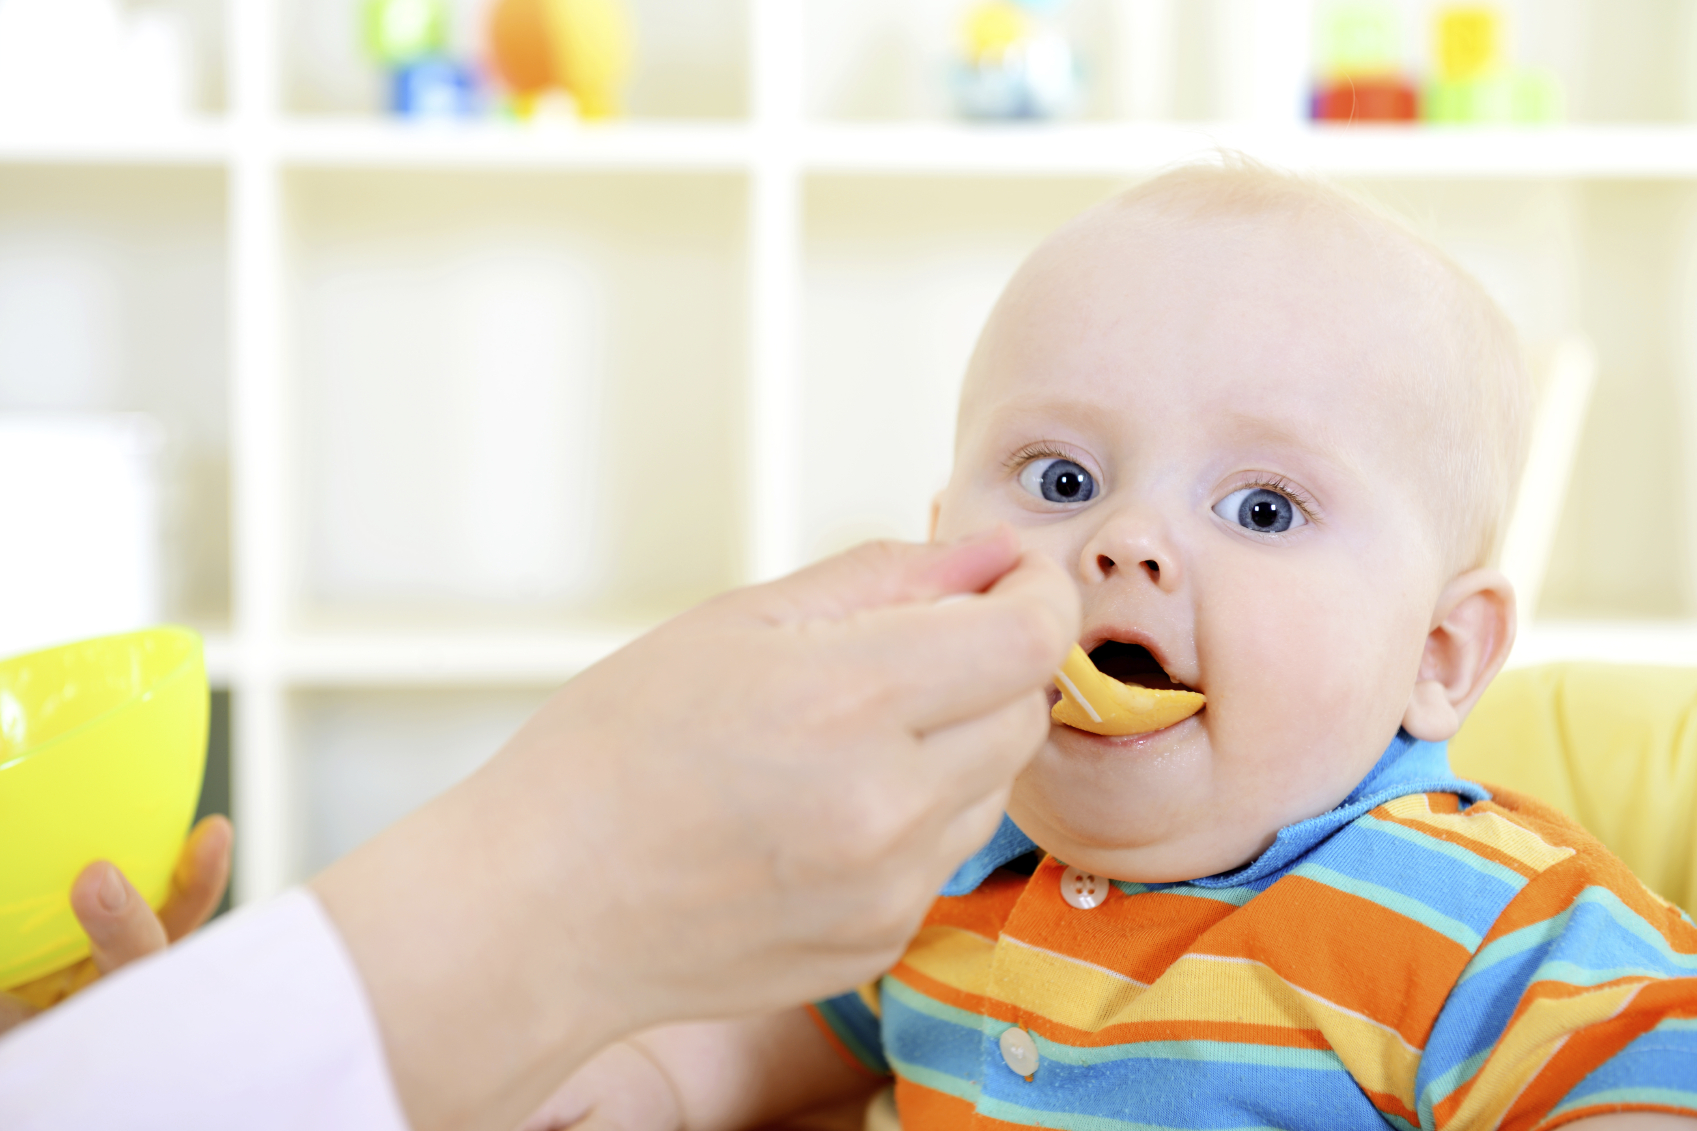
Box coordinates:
[1007,790,1279,884]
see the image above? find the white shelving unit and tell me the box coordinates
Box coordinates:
[4,0,1697,901]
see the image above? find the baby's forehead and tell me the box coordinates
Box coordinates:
[976,199,1458,414]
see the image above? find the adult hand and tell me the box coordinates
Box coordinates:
[0,815,233,1035]
[312,528,1078,1131]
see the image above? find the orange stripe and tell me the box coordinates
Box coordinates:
[1006,886,1237,986]
[924,871,1027,937]
[1478,851,1692,953]
[1199,874,1468,1044]
[1007,857,1238,981]
[1501,979,1697,1130]
[893,1078,976,1131]
[1542,1103,1697,1130]
[1361,1085,1421,1126]
[803,1003,888,1080]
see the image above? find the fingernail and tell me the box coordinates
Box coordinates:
[96,865,127,913]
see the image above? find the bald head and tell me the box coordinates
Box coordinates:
[959,160,1531,572]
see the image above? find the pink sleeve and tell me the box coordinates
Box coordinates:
[0,888,410,1131]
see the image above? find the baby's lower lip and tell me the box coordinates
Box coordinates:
[1052,711,1203,744]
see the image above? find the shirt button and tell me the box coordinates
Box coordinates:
[998,1026,1039,1078]
[1060,865,1107,909]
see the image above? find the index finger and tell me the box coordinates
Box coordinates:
[830,550,1080,735]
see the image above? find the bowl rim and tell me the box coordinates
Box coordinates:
[0,626,205,773]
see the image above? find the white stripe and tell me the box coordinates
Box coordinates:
[1000,933,1149,988]
[1054,670,1102,722]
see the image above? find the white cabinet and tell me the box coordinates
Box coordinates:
[2,0,1695,900]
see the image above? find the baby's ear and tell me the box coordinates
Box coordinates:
[1402,570,1517,742]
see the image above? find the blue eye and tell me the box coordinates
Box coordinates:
[1019,457,1096,504]
[1214,486,1305,533]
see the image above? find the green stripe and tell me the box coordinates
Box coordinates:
[1549,1087,1697,1120]
[1533,960,1695,988]
[976,1094,1282,1131]
[1456,911,1565,985]
[1381,1114,1419,1131]
[1032,1035,1345,1074]
[1357,814,1530,892]
[1111,880,1256,907]
[885,1055,979,1104]
[882,976,988,1031]
[1463,886,1697,986]
[1658,1017,1697,1033]
[1293,863,1483,951]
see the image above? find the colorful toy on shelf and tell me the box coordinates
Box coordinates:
[1423,5,1561,124]
[1310,0,1418,123]
[361,0,478,119]
[488,0,634,120]
[953,0,1079,120]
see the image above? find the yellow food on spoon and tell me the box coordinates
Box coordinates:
[1052,644,1205,736]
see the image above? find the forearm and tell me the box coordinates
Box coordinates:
[635,1009,878,1131]
[312,759,625,1131]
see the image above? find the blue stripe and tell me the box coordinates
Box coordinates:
[1552,1023,1697,1116]
[975,1046,1380,1129]
[813,991,890,1075]
[1355,812,1530,892]
[880,982,985,1086]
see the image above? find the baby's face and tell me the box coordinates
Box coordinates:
[934,209,1457,882]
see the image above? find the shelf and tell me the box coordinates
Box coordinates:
[0,119,232,165]
[4,120,1696,179]
[195,619,1697,691]
[800,123,1697,180]
[203,629,639,686]
[274,119,757,170]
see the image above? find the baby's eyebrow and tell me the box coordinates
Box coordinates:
[1212,409,1370,488]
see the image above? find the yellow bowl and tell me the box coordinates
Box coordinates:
[0,627,208,989]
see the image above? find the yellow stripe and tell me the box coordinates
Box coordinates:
[1443,981,1641,1130]
[1140,956,1420,1105]
[856,978,883,1019]
[899,924,997,998]
[983,935,1147,1032]
[1379,795,1576,874]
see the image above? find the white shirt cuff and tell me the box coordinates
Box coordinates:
[0,887,410,1131]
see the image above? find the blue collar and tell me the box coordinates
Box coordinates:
[941,730,1490,897]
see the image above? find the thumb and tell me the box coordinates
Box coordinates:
[70,861,169,975]
[748,527,1023,625]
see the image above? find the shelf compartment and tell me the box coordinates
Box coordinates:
[281,0,748,120]
[0,166,231,635]
[800,174,1117,561]
[286,168,749,629]
[290,686,551,877]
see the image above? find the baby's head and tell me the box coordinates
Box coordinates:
[932,159,1532,882]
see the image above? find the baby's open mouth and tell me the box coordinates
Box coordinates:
[1089,640,1192,693]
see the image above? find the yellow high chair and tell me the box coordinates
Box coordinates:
[1451,662,1697,914]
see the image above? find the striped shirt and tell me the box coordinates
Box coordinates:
[811,734,1697,1130]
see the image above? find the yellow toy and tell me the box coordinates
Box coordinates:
[1051,644,1205,736]
[489,0,633,120]
[0,627,207,989]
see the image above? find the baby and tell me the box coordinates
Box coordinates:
[527,162,1697,1131]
